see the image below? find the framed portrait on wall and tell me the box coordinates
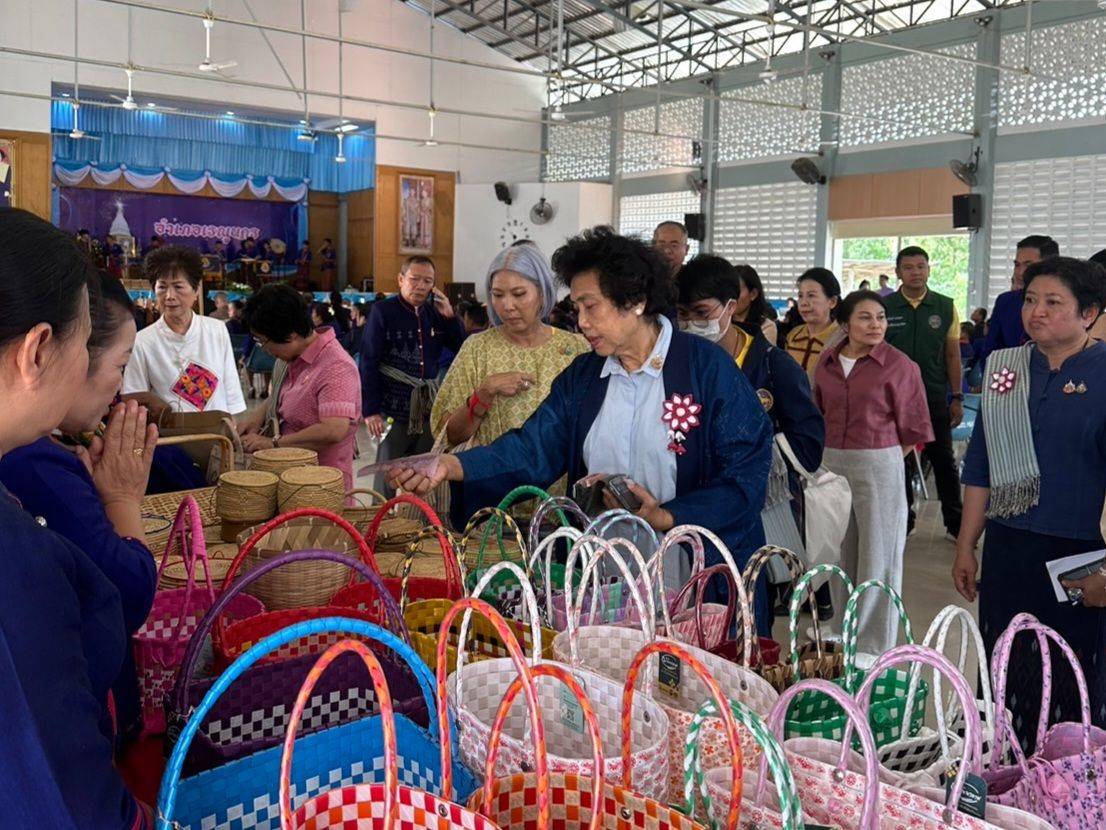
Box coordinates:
[0,139,14,209]
[398,174,434,254]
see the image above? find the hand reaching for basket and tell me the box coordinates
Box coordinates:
[386,453,463,495]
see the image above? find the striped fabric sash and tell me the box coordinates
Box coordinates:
[980,344,1039,519]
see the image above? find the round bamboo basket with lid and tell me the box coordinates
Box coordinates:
[248,446,318,475]
[216,470,278,542]
[276,465,345,514]
[158,554,235,590]
[371,516,424,557]
[374,533,456,579]
[343,487,387,531]
[235,516,362,609]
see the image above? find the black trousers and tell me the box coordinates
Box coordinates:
[905,398,963,535]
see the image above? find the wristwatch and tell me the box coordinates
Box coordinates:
[272,435,281,448]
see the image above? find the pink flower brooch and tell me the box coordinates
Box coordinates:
[989,367,1016,394]
[662,393,702,455]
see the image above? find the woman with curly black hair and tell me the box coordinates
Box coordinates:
[389,227,775,613]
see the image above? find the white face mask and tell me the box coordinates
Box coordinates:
[679,302,732,343]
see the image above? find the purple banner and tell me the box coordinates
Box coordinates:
[57,187,298,254]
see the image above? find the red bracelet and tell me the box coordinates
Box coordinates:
[468,392,490,421]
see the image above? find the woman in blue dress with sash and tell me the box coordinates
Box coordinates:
[953,256,1106,750]
[0,208,153,827]
[389,227,775,619]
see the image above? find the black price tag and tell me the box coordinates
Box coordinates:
[945,771,988,820]
[659,653,682,696]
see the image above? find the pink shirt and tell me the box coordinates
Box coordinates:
[813,339,934,451]
[278,327,361,489]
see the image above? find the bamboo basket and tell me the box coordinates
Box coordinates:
[276,465,344,514]
[141,486,219,552]
[342,487,387,531]
[216,470,278,542]
[235,516,362,610]
[248,446,318,475]
[372,516,424,556]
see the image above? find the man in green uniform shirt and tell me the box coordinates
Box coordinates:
[883,245,963,539]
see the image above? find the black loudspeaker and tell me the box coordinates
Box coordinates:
[494,181,512,206]
[952,193,982,230]
[684,212,706,242]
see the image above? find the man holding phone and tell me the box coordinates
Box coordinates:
[360,256,465,492]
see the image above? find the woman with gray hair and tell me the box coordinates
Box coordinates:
[431,243,589,516]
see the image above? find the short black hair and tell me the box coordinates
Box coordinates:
[0,208,94,350]
[1023,256,1106,317]
[1018,235,1059,257]
[402,255,435,273]
[87,270,135,369]
[552,226,673,317]
[652,221,687,239]
[243,283,313,342]
[145,244,203,289]
[1091,249,1106,268]
[312,302,335,324]
[878,273,890,283]
[797,267,842,301]
[462,302,489,328]
[896,246,929,267]
[353,302,369,320]
[973,306,988,320]
[677,254,738,305]
[837,290,886,325]
[78,228,90,236]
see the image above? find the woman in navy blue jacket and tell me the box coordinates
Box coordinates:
[0,209,154,828]
[389,228,775,617]
[0,271,158,742]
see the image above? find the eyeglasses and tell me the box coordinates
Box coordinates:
[252,335,271,348]
[676,302,725,322]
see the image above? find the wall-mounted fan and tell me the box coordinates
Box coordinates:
[530,197,555,225]
[949,148,980,187]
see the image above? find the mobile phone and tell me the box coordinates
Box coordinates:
[572,478,605,515]
[603,475,642,512]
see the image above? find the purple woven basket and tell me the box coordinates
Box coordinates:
[166,548,418,775]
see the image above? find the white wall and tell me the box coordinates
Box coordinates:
[453,181,612,295]
[0,0,545,182]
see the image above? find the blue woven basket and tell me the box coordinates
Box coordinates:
[157,616,479,830]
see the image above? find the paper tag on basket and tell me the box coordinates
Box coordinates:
[558,675,586,734]
[943,769,987,820]
[658,652,681,696]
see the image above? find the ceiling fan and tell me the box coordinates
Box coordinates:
[110,66,138,110]
[198,8,237,74]
[66,103,102,141]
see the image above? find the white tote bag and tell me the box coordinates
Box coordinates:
[775,434,851,571]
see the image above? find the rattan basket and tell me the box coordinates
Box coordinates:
[248,446,318,475]
[216,470,278,542]
[158,554,236,590]
[235,517,361,609]
[142,486,219,552]
[276,465,345,514]
[342,487,386,531]
[371,516,424,556]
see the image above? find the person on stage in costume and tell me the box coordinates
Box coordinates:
[954,256,1106,748]
[389,227,774,614]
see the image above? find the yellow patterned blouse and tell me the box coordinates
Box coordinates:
[431,325,591,452]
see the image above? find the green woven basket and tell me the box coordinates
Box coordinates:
[783,577,929,747]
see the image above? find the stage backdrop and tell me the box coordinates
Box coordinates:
[58,187,299,252]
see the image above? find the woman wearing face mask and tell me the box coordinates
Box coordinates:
[0,272,158,743]
[431,242,589,523]
[786,267,843,380]
[955,257,1106,744]
[677,255,825,628]
[389,228,773,608]
[814,290,932,653]
[0,208,154,827]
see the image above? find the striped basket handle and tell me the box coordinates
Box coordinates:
[225,507,382,594]
[174,548,409,717]
[453,561,546,707]
[529,524,583,625]
[841,579,913,693]
[623,640,743,827]
[764,678,880,830]
[668,564,737,651]
[157,616,440,830]
[902,604,997,761]
[845,644,983,825]
[662,524,754,667]
[646,528,707,639]
[786,564,854,682]
[525,494,589,557]
[363,491,444,549]
[741,545,806,597]
[158,496,216,644]
[279,640,400,830]
[399,524,462,607]
[434,598,545,802]
[564,535,654,667]
[459,507,527,578]
[483,662,605,830]
[989,616,1093,774]
[683,697,802,830]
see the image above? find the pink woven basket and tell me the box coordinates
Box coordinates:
[133,496,263,736]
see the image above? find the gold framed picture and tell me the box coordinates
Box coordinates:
[398,174,434,254]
